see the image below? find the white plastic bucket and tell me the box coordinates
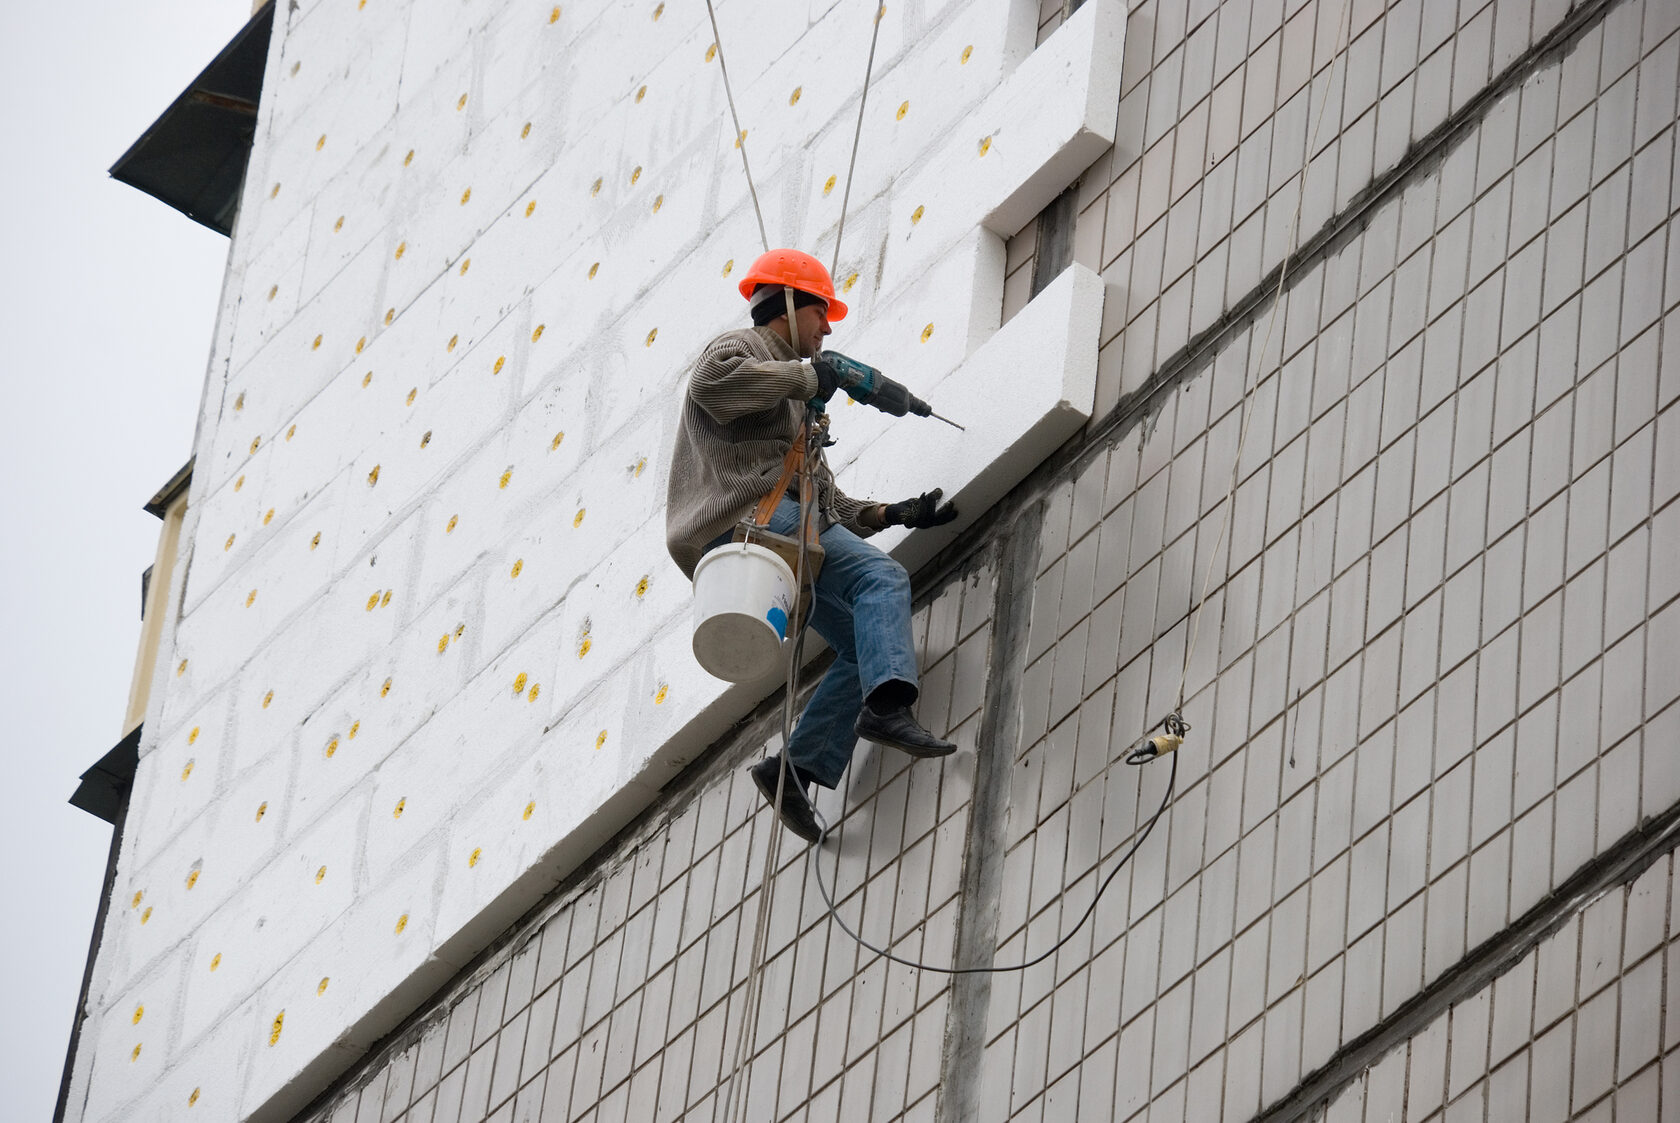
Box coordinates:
[692,541,799,682]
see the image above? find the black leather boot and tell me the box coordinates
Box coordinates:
[853,702,957,758]
[749,757,823,843]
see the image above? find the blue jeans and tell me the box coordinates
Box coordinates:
[705,497,918,788]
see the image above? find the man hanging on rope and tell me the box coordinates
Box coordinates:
[666,248,959,842]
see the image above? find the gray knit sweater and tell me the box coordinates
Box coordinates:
[666,325,878,579]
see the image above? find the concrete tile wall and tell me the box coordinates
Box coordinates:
[1319,851,1675,1122]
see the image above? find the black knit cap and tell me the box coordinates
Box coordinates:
[749,283,827,326]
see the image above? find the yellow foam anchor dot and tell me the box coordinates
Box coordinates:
[368,465,380,486]
[528,683,540,702]
[961,44,973,63]
[406,387,417,405]
[394,913,408,934]
[268,285,278,301]
[911,205,924,224]
[455,624,465,639]
[978,136,991,156]
[578,633,591,658]
[270,182,280,198]
[844,273,859,292]
[381,591,391,607]
[189,726,200,744]
[315,866,326,884]
[513,672,528,694]
[525,200,536,216]
[500,468,513,489]
[511,559,523,579]
[460,187,471,205]
[447,334,459,351]
[287,423,298,439]
[363,370,374,387]
[790,86,802,105]
[393,798,405,818]
[468,847,481,868]
[551,432,565,451]
[595,730,608,750]
[921,324,934,342]
[652,2,663,17]
[459,258,470,275]
[234,476,244,491]
[395,241,406,259]
[493,355,505,374]
[189,1089,199,1107]
[269,1011,283,1046]
[438,632,450,654]
[652,195,663,213]
[523,801,535,820]
[263,690,274,708]
[446,514,459,533]
[178,659,187,676]
[235,391,245,411]
[141,906,152,924]
[380,676,392,697]
[312,334,323,350]
[132,1044,142,1062]
[366,592,381,611]
[521,121,533,139]
[532,324,545,342]
[210,952,221,971]
[654,683,668,704]
[316,134,326,150]
[246,589,258,607]
[456,93,468,111]
[824,175,837,196]
[635,575,650,598]
[636,85,647,103]
[181,759,195,781]
[333,215,344,233]
[573,508,586,527]
[317,977,329,996]
[548,6,560,23]
[646,328,658,346]
[186,869,199,890]
[734,130,747,148]
[250,436,261,454]
[721,259,733,276]
[420,430,431,449]
[630,166,642,184]
[403,149,414,166]
[896,101,909,120]
[132,891,143,909]
[590,177,602,196]
[263,508,275,525]
[588,262,599,279]
[133,1005,143,1024]
[706,43,716,62]
[255,801,267,822]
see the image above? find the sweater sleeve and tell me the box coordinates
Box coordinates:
[689,336,818,423]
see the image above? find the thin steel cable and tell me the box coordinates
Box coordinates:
[829,4,886,276]
[703,0,770,252]
[1174,0,1354,712]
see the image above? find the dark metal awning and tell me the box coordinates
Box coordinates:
[69,724,142,825]
[109,1,275,235]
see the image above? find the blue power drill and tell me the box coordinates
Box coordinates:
[811,351,963,428]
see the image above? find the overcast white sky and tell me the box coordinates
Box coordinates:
[0,1,252,1115]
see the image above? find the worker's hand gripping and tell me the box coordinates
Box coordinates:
[811,351,933,419]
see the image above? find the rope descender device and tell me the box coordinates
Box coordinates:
[1125,711,1191,766]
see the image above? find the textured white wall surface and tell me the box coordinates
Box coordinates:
[63,0,1124,1119]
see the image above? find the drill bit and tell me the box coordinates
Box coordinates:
[929,412,965,431]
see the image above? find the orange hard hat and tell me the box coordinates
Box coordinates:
[737,248,849,321]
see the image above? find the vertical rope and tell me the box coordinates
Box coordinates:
[829,4,886,276]
[703,0,770,252]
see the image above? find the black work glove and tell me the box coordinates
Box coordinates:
[881,489,958,529]
[811,355,842,403]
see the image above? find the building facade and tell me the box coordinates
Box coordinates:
[62,0,1680,1119]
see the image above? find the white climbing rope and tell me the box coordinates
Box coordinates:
[829,4,886,276]
[702,0,770,253]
